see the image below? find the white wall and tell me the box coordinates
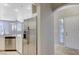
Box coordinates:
[54,12,59,46]
[37,4,54,55]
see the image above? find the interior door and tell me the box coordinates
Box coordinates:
[64,16,79,50]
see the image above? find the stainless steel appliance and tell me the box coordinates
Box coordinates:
[5,36,16,51]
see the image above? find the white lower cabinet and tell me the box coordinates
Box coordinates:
[16,37,23,54]
[0,37,5,50]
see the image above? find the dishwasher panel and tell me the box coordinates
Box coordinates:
[5,37,16,51]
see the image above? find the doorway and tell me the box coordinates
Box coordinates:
[55,16,79,55]
[59,18,64,45]
[54,4,79,55]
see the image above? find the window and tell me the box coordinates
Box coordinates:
[0,21,17,36]
[4,22,10,34]
[17,23,22,32]
[16,22,23,37]
[0,20,22,36]
[0,21,4,35]
[59,19,64,43]
[11,23,16,31]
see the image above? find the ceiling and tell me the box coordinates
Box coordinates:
[54,4,79,18]
[51,3,66,11]
[0,3,32,22]
[0,3,76,21]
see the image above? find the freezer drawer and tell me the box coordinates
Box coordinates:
[5,37,16,51]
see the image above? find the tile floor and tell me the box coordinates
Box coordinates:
[55,44,79,55]
[0,51,20,55]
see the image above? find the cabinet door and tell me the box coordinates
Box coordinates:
[0,38,5,50]
[64,16,79,50]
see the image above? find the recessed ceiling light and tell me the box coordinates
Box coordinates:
[4,3,9,7]
[14,9,19,12]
